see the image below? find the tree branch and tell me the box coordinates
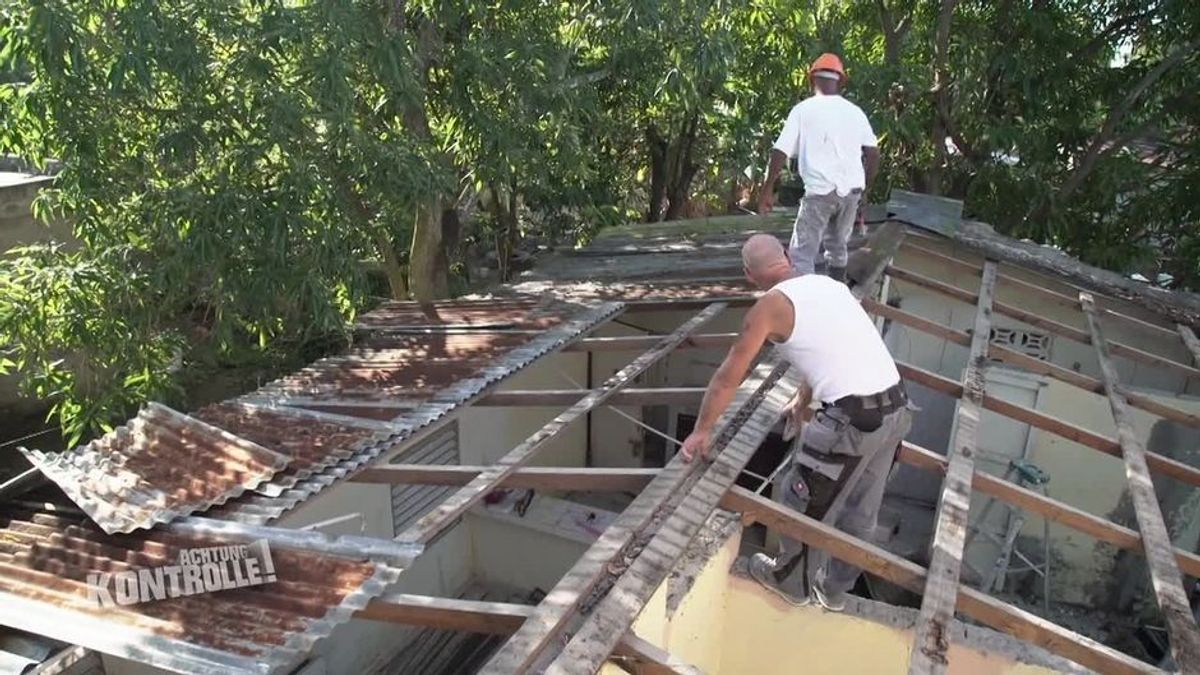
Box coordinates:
[1056,36,1200,204]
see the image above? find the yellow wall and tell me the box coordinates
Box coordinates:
[625,526,1064,675]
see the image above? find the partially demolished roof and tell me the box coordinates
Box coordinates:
[5,191,1200,674]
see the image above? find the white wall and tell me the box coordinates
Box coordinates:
[466,512,589,593]
[459,352,588,468]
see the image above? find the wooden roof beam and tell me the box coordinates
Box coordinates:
[896,359,1200,488]
[900,239,1181,340]
[897,442,1200,578]
[910,261,997,673]
[887,265,1200,380]
[352,465,658,492]
[1080,293,1200,668]
[478,387,705,407]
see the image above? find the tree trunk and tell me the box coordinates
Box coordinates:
[486,184,521,283]
[926,0,960,196]
[646,127,668,223]
[373,231,409,300]
[409,196,448,301]
[662,113,700,221]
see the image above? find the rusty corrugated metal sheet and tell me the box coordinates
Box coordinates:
[207,298,624,524]
[0,507,403,675]
[18,404,290,535]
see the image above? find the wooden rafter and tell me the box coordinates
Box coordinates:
[900,239,1180,340]
[478,356,789,674]
[721,487,1157,675]
[897,442,1200,578]
[1080,292,1200,668]
[393,303,727,545]
[479,387,706,407]
[887,265,1200,379]
[564,333,740,352]
[910,261,997,673]
[896,359,1200,487]
[356,595,700,674]
[352,464,658,491]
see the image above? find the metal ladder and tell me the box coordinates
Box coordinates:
[963,459,1052,612]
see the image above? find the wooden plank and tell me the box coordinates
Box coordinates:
[895,359,1200,488]
[352,465,658,491]
[897,442,1200,578]
[902,239,1180,340]
[546,366,798,675]
[394,303,727,545]
[566,333,740,352]
[479,387,706,407]
[1178,324,1200,367]
[888,264,1200,379]
[626,296,755,312]
[910,261,997,673]
[720,487,1157,675]
[1080,292,1200,669]
[479,356,788,674]
[611,633,705,675]
[357,594,534,634]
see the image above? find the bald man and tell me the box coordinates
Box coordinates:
[681,234,912,610]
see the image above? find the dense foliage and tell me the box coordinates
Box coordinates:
[1,0,1198,438]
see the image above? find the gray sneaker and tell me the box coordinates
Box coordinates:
[812,569,847,611]
[748,553,809,606]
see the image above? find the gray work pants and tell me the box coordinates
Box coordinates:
[789,189,862,274]
[773,403,913,595]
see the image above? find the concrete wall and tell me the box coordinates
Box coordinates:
[607,524,1079,675]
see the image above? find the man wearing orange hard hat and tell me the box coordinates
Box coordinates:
[758,52,881,283]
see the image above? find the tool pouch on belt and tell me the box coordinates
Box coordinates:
[794,408,862,521]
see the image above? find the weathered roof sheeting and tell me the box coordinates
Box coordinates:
[19,404,290,535]
[209,298,623,524]
[0,508,403,675]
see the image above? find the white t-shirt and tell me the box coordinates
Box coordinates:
[773,94,877,197]
[768,274,900,404]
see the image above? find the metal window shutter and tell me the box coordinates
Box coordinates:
[391,421,460,536]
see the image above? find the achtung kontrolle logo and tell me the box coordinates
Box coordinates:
[87,540,277,607]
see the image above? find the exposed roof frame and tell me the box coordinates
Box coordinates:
[1080,292,1200,667]
[393,302,729,546]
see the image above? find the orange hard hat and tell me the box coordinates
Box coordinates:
[809,53,847,82]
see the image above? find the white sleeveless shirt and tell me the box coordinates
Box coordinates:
[769,275,900,404]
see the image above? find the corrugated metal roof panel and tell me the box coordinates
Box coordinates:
[212,299,622,525]
[18,404,290,535]
[0,508,403,675]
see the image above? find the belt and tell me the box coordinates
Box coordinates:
[829,381,908,416]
